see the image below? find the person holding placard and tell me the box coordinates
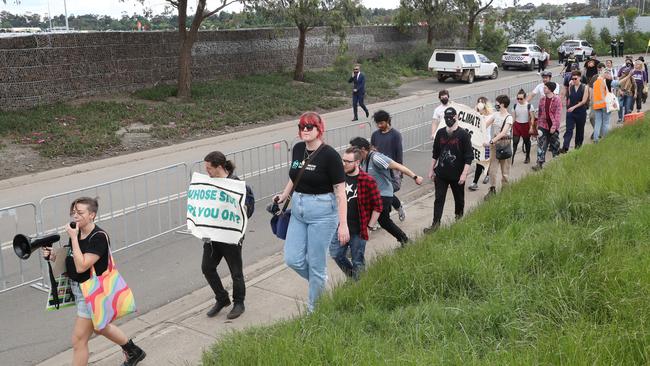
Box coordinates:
[425,107,473,233]
[201,151,254,320]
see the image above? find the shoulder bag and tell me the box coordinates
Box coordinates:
[78,231,136,330]
[495,115,513,161]
[270,143,326,240]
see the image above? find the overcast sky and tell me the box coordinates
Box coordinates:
[2,0,582,18]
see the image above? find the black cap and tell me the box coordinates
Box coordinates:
[444,107,457,119]
[545,81,557,92]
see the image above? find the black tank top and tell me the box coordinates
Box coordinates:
[568,84,587,112]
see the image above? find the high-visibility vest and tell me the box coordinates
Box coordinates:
[593,78,606,110]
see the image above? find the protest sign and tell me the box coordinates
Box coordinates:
[186,173,248,245]
[46,275,76,311]
[435,101,490,164]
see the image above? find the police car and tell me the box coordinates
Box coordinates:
[501,43,543,71]
[558,40,594,62]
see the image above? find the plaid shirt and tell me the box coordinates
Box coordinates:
[537,95,562,131]
[354,170,383,240]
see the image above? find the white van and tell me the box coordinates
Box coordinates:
[428,49,498,83]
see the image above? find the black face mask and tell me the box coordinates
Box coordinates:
[627,63,633,67]
[495,104,501,111]
[444,118,455,128]
[440,97,449,105]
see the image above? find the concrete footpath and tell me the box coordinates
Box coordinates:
[38,115,637,366]
[34,135,583,366]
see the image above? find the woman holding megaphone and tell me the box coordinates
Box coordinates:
[42,197,145,366]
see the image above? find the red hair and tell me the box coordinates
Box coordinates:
[298,111,325,139]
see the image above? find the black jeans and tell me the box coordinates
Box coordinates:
[391,195,402,210]
[473,163,484,184]
[378,196,408,243]
[433,177,465,225]
[202,241,245,304]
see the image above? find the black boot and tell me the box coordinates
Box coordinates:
[207,299,231,317]
[121,340,146,366]
[484,187,496,200]
[227,302,245,319]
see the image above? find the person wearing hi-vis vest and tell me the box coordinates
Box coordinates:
[201,151,254,320]
[591,64,612,143]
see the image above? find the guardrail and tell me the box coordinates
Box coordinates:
[190,140,292,202]
[0,203,42,294]
[0,74,566,294]
[39,163,189,254]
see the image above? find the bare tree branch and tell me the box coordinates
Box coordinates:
[203,0,239,19]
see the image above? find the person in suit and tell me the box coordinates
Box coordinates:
[348,64,369,121]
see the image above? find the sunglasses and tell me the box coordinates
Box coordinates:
[298,123,316,131]
[572,77,579,81]
[517,97,524,101]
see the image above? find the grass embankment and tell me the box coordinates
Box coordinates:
[0,49,429,158]
[203,120,650,365]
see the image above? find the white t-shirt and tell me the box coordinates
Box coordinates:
[512,102,534,123]
[432,104,448,122]
[532,82,560,96]
[490,112,513,138]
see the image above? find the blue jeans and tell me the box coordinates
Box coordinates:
[593,108,610,142]
[284,192,339,312]
[618,95,634,121]
[329,233,366,281]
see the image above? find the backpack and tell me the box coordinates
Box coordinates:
[244,184,255,218]
[513,103,532,122]
[228,173,255,218]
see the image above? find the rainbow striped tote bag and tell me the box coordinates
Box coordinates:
[79,232,136,330]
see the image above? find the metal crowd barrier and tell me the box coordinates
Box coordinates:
[401,75,565,152]
[0,203,42,294]
[0,75,567,294]
[190,140,292,202]
[322,121,372,152]
[38,163,189,254]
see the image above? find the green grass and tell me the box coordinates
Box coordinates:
[0,49,430,159]
[202,119,650,365]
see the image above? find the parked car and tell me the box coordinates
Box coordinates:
[428,49,499,83]
[558,40,594,61]
[501,43,543,71]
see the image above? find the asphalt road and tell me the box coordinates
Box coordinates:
[0,66,554,365]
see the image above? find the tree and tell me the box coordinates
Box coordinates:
[618,7,639,34]
[453,0,494,47]
[578,20,597,45]
[534,29,550,51]
[248,0,361,82]
[505,0,535,44]
[477,11,507,62]
[128,0,242,99]
[545,11,565,41]
[599,27,611,45]
[396,0,456,46]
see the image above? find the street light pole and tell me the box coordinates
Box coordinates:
[63,0,69,31]
[47,0,53,31]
